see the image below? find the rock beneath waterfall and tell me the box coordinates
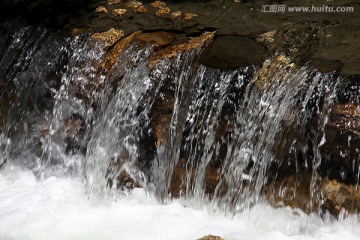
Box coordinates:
[102,31,142,72]
[116,170,141,190]
[266,173,360,216]
[198,235,224,240]
[0,82,16,132]
[321,179,360,216]
[170,158,227,198]
[199,36,267,70]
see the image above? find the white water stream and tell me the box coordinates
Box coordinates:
[1,164,359,240]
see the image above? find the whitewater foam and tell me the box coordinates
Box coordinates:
[0,164,359,240]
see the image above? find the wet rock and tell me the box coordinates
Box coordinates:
[64,116,86,138]
[125,0,143,9]
[183,13,198,21]
[155,7,170,17]
[112,8,127,16]
[116,170,141,190]
[95,6,108,14]
[91,28,125,47]
[149,31,215,68]
[169,158,227,198]
[251,54,294,91]
[135,32,175,50]
[314,102,360,184]
[108,0,121,5]
[151,1,166,8]
[321,179,360,216]
[266,173,314,213]
[171,11,182,20]
[311,58,343,73]
[102,31,141,72]
[266,172,360,216]
[0,83,16,132]
[69,28,92,36]
[199,36,266,70]
[256,30,276,43]
[134,5,148,14]
[64,114,87,154]
[198,235,224,240]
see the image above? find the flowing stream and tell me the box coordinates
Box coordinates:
[1,19,360,239]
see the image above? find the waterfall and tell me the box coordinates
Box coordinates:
[0,19,359,218]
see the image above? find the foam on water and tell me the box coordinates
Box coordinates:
[1,164,359,240]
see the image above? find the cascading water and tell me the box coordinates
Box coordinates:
[1,19,360,239]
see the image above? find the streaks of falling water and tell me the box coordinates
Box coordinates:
[0,20,355,216]
[84,43,156,201]
[156,56,342,214]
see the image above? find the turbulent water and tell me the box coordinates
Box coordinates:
[1,164,360,240]
[1,19,360,239]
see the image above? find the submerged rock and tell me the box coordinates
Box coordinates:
[199,36,267,70]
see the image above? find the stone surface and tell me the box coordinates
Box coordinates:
[135,32,175,50]
[311,58,343,73]
[126,1,143,9]
[91,28,125,47]
[134,5,148,14]
[199,36,267,70]
[151,1,166,8]
[112,8,127,16]
[198,235,224,240]
[266,173,360,216]
[171,11,182,20]
[155,7,171,16]
[102,31,141,72]
[149,31,215,68]
[108,0,121,5]
[183,13,198,21]
[95,6,108,14]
